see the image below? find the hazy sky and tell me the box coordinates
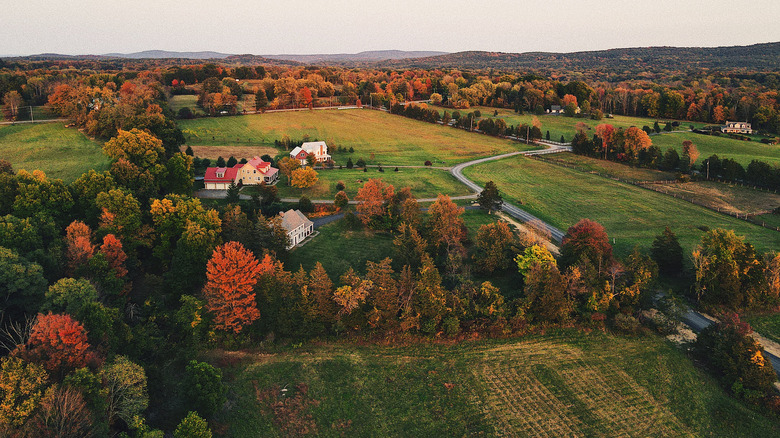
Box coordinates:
[2,0,779,56]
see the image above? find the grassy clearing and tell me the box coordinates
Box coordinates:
[545,152,678,182]
[651,132,780,167]
[434,105,703,142]
[178,109,532,166]
[216,330,780,437]
[168,95,205,115]
[286,209,492,279]
[463,155,780,256]
[268,167,471,200]
[0,122,108,182]
[745,313,780,345]
[181,145,278,160]
[647,181,780,216]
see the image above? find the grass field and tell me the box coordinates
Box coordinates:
[545,152,678,182]
[434,105,704,142]
[0,122,108,182]
[647,181,780,216]
[463,155,780,256]
[215,330,780,437]
[178,109,533,166]
[168,95,206,116]
[268,167,471,200]
[651,132,780,167]
[745,313,780,345]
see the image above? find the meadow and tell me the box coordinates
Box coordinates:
[178,109,533,166]
[434,105,704,142]
[651,132,780,167]
[0,122,109,182]
[269,167,471,200]
[463,155,780,256]
[215,330,780,437]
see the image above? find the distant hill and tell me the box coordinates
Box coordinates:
[381,42,780,71]
[102,50,233,59]
[261,50,448,64]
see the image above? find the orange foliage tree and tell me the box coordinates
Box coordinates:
[24,313,92,374]
[203,242,273,333]
[622,126,652,161]
[64,220,94,275]
[595,124,616,159]
[99,234,128,279]
[355,179,394,225]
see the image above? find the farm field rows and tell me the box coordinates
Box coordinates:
[216,330,779,437]
[0,122,109,182]
[463,155,780,256]
[643,180,780,216]
[268,167,471,200]
[178,109,534,166]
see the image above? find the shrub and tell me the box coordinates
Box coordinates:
[613,314,640,334]
[298,196,314,213]
[355,158,366,168]
[183,360,226,418]
[178,107,194,119]
[443,316,460,337]
[394,167,399,172]
[424,160,432,166]
[185,146,194,156]
[335,181,345,191]
[420,319,437,335]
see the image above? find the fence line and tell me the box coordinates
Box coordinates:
[529,154,780,233]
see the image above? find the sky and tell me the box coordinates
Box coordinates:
[1,0,779,56]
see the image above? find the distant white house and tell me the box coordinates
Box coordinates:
[549,105,563,115]
[290,141,331,165]
[279,209,314,248]
[721,121,753,134]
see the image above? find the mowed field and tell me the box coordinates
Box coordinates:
[178,109,533,166]
[215,330,779,437]
[434,105,703,142]
[651,132,780,167]
[269,167,472,200]
[463,155,780,256]
[0,122,108,182]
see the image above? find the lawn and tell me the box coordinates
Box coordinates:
[267,167,471,201]
[745,313,780,346]
[178,109,533,166]
[286,209,493,279]
[168,95,205,116]
[215,330,780,437]
[463,155,780,256]
[647,181,780,216]
[651,132,780,167]
[543,152,678,182]
[0,122,109,182]
[434,105,704,143]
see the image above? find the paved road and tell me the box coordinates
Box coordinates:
[449,144,571,242]
[680,308,780,378]
[0,118,68,125]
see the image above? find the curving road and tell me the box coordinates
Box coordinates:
[449,144,571,242]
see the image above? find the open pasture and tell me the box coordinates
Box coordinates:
[0,122,108,182]
[651,132,780,167]
[178,108,532,166]
[463,155,780,256]
[217,330,779,437]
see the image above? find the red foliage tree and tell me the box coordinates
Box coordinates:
[65,220,94,275]
[560,219,613,268]
[355,179,394,225]
[301,86,313,108]
[203,242,273,333]
[595,124,616,159]
[24,313,92,374]
[99,234,128,279]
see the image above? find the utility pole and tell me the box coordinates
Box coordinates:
[30,106,34,122]
[707,159,710,180]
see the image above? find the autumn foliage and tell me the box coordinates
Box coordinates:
[355,179,395,225]
[560,219,613,268]
[100,234,128,279]
[23,313,92,374]
[65,220,94,275]
[204,242,273,333]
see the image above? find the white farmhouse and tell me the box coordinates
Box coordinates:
[279,209,314,248]
[290,141,331,165]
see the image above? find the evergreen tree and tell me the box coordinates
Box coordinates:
[651,227,683,276]
[477,181,503,212]
[225,182,240,203]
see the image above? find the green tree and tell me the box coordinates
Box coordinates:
[70,170,116,225]
[42,278,98,315]
[254,88,268,111]
[166,152,194,196]
[13,170,74,226]
[515,244,556,277]
[175,411,212,438]
[0,247,47,320]
[225,181,240,204]
[474,221,516,274]
[651,227,683,276]
[524,262,571,323]
[477,181,503,212]
[183,360,226,418]
[101,355,148,427]
[334,190,349,210]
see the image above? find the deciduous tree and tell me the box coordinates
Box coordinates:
[355,179,394,225]
[0,356,49,428]
[291,167,318,189]
[65,221,94,275]
[559,219,613,269]
[474,221,516,274]
[477,181,503,212]
[101,355,148,427]
[203,242,269,333]
[23,313,92,375]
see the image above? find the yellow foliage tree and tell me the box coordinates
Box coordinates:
[291,167,319,189]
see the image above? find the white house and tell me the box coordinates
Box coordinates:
[279,209,314,248]
[721,121,753,134]
[203,156,278,190]
[290,141,331,165]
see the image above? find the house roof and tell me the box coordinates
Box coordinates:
[279,209,312,232]
[290,146,304,157]
[301,141,327,153]
[204,166,238,183]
